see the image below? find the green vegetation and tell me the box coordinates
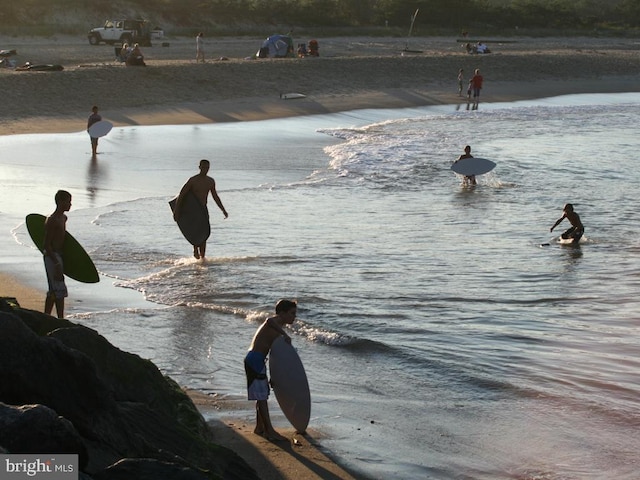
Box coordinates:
[1,0,639,36]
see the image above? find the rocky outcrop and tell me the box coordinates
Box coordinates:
[0,301,258,480]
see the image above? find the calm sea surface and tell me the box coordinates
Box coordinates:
[3,93,640,479]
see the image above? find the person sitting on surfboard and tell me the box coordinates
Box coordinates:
[244,299,297,442]
[173,159,228,260]
[550,203,584,244]
[455,145,477,185]
[43,190,72,318]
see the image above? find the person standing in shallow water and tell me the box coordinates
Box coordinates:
[43,190,72,318]
[244,299,297,441]
[87,105,101,155]
[550,203,584,244]
[455,145,477,186]
[173,159,228,260]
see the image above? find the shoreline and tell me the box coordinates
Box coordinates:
[3,77,640,137]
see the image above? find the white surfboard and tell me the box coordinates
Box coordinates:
[269,336,311,433]
[451,157,496,176]
[558,236,582,245]
[88,120,113,138]
[280,92,306,100]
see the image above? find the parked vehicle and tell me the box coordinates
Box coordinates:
[87,19,156,47]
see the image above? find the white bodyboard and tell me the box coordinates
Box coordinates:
[269,336,311,433]
[88,120,113,138]
[280,93,306,100]
[451,157,496,176]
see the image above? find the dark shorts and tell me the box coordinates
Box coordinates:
[562,226,584,241]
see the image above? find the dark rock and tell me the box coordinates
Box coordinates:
[0,403,88,469]
[0,310,259,480]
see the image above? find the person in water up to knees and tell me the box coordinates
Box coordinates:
[244,299,297,441]
[43,190,72,318]
[455,145,477,186]
[173,159,228,260]
[550,203,584,243]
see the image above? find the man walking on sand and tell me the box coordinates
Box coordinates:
[43,190,72,318]
[173,159,228,260]
[244,299,297,442]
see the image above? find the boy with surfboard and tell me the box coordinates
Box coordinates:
[244,299,297,441]
[550,203,584,244]
[173,159,228,260]
[456,145,477,185]
[87,105,101,155]
[43,190,72,318]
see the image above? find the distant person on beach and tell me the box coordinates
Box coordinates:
[454,145,477,186]
[244,299,297,441]
[550,203,584,243]
[457,68,464,96]
[470,68,483,110]
[196,32,205,63]
[125,43,145,66]
[43,190,72,318]
[87,105,101,155]
[476,42,490,54]
[173,159,228,259]
[118,43,131,62]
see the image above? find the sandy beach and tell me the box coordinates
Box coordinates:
[2,33,640,479]
[2,35,640,136]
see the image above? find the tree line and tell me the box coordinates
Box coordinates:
[2,0,639,34]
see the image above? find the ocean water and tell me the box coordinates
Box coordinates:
[2,93,640,479]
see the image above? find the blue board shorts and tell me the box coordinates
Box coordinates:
[44,253,68,299]
[244,350,269,401]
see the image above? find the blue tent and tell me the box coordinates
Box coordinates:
[257,34,294,58]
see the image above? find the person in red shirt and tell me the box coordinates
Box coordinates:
[471,69,483,110]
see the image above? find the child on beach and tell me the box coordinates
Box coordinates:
[457,68,464,96]
[43,190,72,318]
[244,299,297,441]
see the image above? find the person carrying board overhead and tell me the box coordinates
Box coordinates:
[550,203,584,244]
[244,299,297,442]
[173,159,228,260]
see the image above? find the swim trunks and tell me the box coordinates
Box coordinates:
[244,350,269,401]
[562,226,584,241]
[44,252,68,299]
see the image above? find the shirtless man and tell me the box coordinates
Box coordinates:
[550,203,584,244]
[173,159,228,259]
[244,299,297,441]
[455,145,477,186]
[43,190,72,318]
